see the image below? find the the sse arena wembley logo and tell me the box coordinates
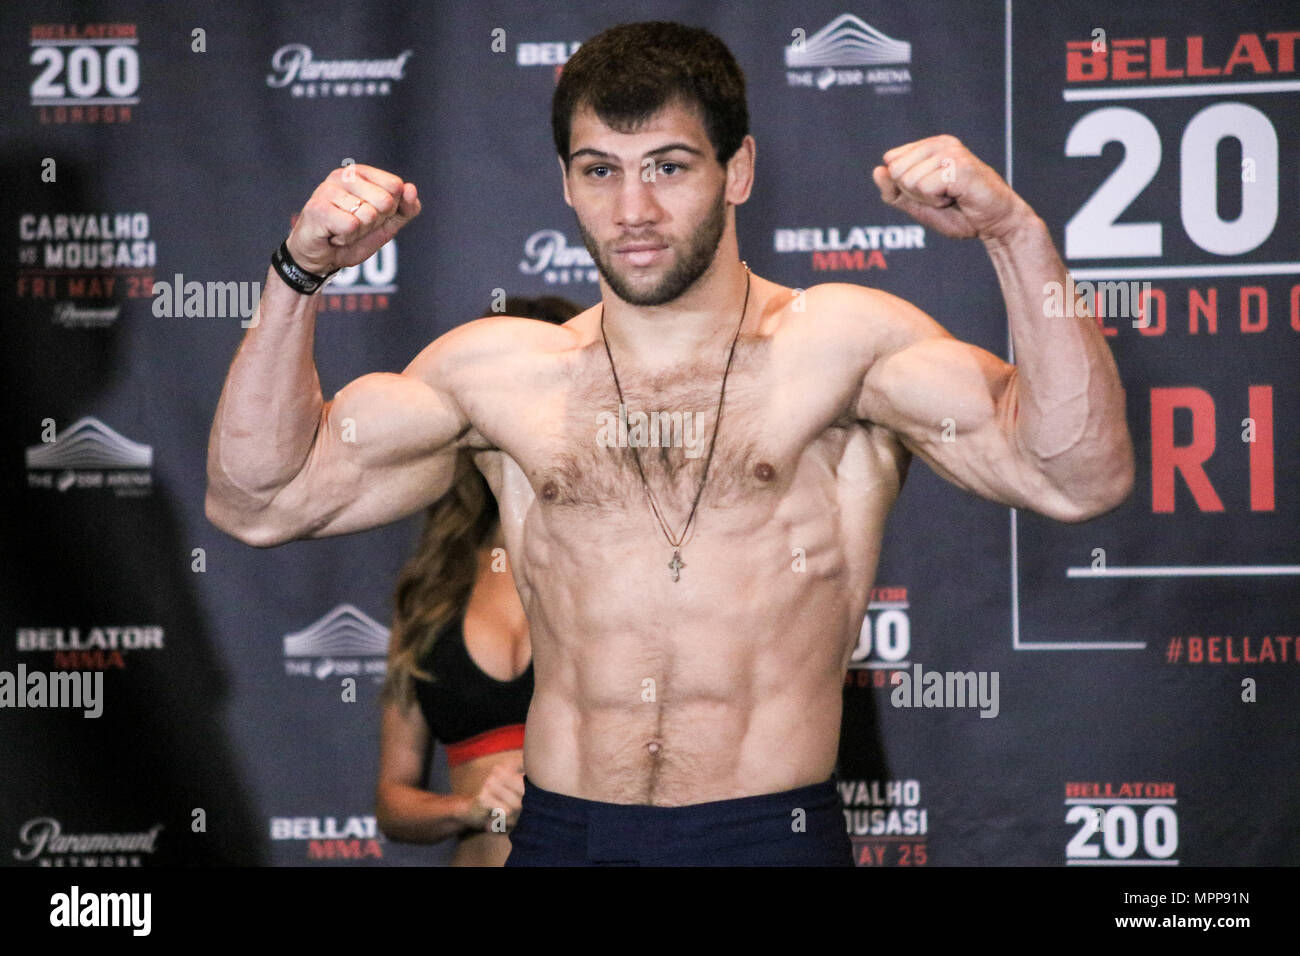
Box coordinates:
[25,417,153,497]
[784,13,912,94]
[281,604,389,683]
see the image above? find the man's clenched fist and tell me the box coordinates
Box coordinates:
[872,134,1032,242]
[285,164,421,275]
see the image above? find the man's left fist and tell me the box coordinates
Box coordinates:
[872,134,1032,242]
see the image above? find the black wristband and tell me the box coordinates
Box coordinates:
[271,240,337,295]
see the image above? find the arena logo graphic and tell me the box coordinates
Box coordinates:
[13,817,163,867]
[267,44,412,98]
[25,417,153,497]
[269,814,384,861]
[16,625,164,671]
[1064,781,1179,866]
[519,229,598,285]
[845,586,911,688]
[282,604,389,682]
[30,23,139,124]
[773,224,926,272]
[839,778,929,866]
[17,213,157,324]
[785,14,912,94]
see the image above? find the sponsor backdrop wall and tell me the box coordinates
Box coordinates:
[2,0,1295,867]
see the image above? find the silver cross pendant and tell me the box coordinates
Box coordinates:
[668,549,685,582]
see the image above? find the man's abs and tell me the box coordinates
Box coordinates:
[508,473,893,805]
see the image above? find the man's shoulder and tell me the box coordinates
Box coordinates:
[769,280,942,361]
[403,309,591,385]
[436,309,590,354]
[801,281,926,326]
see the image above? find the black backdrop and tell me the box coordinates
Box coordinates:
[2,0,1296,868]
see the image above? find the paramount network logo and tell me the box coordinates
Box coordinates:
[785,14,913,92]
[25,417,153,496]
[14,817,164,866]
[282,604,389,681]
[519,230,598,285]
[266,44,412,98]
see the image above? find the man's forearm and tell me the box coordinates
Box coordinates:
[983,211,1134,514]
[206,267,325,511]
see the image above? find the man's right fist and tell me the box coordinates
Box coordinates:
[284,164,421,276]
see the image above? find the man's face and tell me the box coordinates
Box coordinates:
[561,100,737,307]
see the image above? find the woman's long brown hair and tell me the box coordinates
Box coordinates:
[382,452,497,711]
[381,295,581,713]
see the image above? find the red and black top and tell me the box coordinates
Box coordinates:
[413,620,533,768]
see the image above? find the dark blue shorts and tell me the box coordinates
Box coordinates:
[505,775,854,866]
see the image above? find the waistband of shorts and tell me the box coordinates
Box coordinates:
[519,774,842,826]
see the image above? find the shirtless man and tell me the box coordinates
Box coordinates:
[206,22,1133,866]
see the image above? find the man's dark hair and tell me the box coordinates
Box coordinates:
[552,21,749,169]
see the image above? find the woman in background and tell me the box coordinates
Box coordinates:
[376,296,580,866]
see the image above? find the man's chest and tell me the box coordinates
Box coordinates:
[480,338,856,514]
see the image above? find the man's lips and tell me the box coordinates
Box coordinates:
[614,243,668,267]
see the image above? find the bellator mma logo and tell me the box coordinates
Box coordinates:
[771,224,926,272]
[17,625,164,671]
[269,815,384,861]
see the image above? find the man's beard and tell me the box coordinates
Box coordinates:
[577,192,728,307]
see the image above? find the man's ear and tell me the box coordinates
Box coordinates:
[725,135,756,206]
[557,155,573,207]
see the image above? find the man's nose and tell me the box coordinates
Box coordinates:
[615,176,661,227]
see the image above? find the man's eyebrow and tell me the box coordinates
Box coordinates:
[568,143,707,163]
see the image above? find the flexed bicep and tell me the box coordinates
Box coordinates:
[258,366,468,542]
[855,300,1083,519]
